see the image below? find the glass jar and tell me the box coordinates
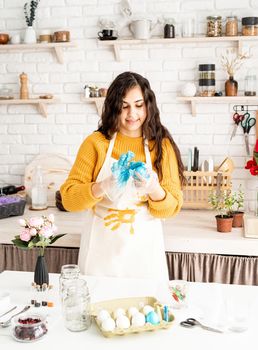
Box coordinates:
[244,72,257,96]
[59,264,80,300]
[164,18,175,38]
[207,16,222,37]
[63,279,91,332]
[225,16,238,36]
[182,17,195,37]
[12,314,48,342]
[31,165,47,210]
[198,64,216,96]
[242,17,258,36]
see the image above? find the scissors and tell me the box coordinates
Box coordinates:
[241,113,256,156]
[180,317,223,334]
[230,113,245,141]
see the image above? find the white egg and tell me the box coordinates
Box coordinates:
[131,312,145,327]
[101,317,116,332]
[113,307,126,320]
[142,305,154,316]
[127,306,139,318]
[116,315,130,329]
[97,309,111,323]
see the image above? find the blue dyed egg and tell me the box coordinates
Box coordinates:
[145,311,160,325]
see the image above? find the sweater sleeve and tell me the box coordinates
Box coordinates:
[60,134,103,212]
[148,138,183,218]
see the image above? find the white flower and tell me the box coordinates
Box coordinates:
[48,213,55,223]
[18,218,26,227]
[29,217,44,228]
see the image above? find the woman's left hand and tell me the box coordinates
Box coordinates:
[134,169,160,195]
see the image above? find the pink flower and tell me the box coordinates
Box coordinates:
[18,219,26,227]
[39,226,53,238]
[29,227,37,236]
[20,229,31,242]
[29,217,44,228]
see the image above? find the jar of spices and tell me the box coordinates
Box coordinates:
[164,18,175,38]
[225,16,238,36]
[207,16,222,37]
[198,64,216,97]
[244,72,257,96]
[242,17,258,36]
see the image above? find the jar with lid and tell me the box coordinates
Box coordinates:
[242,17,258,36]
[164,18,175,38]
[59,264,80,300]
[63,279,91,332]
[198,64,216,96]
[225,16,238,36]
[31,165,47,210]
[207,16,222,37]
[244,72,257,96]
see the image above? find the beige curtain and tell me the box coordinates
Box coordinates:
[0,244,79,274]
[166,252,258,285]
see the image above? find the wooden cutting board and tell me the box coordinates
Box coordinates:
[24,154,72,207]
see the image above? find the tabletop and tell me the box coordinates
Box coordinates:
[0,271,257,349]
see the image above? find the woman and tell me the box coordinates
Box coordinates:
[60,71,184,280]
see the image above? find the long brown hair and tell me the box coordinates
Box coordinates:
[98,71,185,186]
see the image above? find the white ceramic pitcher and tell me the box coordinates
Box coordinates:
[129,19,157,39]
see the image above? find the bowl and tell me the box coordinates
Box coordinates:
[12,313,48,342]
[0,33,9,45]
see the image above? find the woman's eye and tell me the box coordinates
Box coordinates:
[122,105,128,109]
[136,104,143,108]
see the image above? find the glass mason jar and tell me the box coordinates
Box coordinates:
[225,16,238,36]
[242,17,258,36]
[63,279,91,332]
[198,64,216,96]
[207,16,222,37]
[59,264,80,300]
[164,18,175,38]
[244,72,257,96]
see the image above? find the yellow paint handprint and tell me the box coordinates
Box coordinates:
[104,208,136,234]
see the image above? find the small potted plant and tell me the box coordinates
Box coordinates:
[23,0,40,44]
[208,190,234,232]
[229,185,245,228]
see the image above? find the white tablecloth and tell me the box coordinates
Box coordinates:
[0,271,257,349]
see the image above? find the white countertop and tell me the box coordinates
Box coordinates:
[0,271,257,349]
[1,206,258,256]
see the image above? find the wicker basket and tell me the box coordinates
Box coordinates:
[182,170,232,209]
[91,296,174,338]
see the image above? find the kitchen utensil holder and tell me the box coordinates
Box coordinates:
[182,170,232,209]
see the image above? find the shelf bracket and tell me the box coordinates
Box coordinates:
[113,44,121,61]
[191,100,197,117]
[38,102,48,118]
[54,47,64,64]
[237,40,243,55]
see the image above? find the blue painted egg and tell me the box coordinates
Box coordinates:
[145,311,160,325]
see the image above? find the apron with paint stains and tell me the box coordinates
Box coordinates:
[78,133,168,280]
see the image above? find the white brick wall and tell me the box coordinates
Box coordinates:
[0,0,257,211]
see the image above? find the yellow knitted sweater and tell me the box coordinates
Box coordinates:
[60,131,183,218]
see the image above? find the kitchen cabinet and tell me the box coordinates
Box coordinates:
[81,96,105,116]
[0,42,76,64]
[177,96,258,116]
[98,35,258,61]
[0,98,61,118]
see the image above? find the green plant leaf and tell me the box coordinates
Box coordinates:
[11,239,29,249]
[50,234,66,244]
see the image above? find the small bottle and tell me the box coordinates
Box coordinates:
[31,165,47,210]
[0,185,25,196]
[244,72,257,96]
[84,85,90,98]
[164,18,175,38]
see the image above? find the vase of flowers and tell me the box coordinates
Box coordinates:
[12,214,65,286]
[221,49,249,96]
[23,0,40,44]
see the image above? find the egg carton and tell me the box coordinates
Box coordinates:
[91,296,174,338]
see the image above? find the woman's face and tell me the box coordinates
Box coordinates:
[118,85,147,137]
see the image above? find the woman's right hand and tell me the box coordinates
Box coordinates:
[92,175,123,201]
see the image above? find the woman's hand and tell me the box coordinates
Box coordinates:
[92,175,124,201]
[134,169,166,201]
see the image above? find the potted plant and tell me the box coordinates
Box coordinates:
[23,0,40,44]
[229,185,245,227]
[208,190,234,232]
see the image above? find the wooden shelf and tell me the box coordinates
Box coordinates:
[177,96,258,116]
[81,96,105,116]
[98,35,258,61]
[0,42,76,64]
[0,98,61,118]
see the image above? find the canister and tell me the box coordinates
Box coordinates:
[242,17,258,36]
[198,64,216,97]
[207,16,222,37]
[225,16,238,36]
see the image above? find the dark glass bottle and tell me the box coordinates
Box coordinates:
[0,185,25,195]
[225,76,238,96]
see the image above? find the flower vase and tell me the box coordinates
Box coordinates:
[24,26,37,44]
[34,255,49,286]
[225,76,238,96]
